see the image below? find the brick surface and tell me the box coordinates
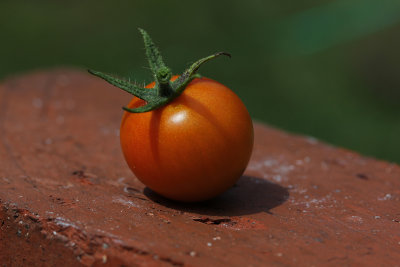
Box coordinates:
[0,70,400,266]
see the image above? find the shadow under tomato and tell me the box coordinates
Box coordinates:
[143,175,289,216]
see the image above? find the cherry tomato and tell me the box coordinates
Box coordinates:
[120,76,253,202]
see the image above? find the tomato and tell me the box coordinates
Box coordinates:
[120,76,253,202]
[89,29,254,202]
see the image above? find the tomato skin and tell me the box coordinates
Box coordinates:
[120,76,253,202]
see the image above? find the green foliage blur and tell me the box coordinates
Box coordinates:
[1,0,400,163]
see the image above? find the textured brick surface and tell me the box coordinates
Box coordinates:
[1,70,400,266]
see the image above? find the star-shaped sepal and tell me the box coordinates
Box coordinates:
[88,29,230,113]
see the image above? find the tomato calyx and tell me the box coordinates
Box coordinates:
[88,29,231,113]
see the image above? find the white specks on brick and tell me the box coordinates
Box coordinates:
[264,159,279,167]
[189,251,197,257]
[248,157,295,183]
[295,160,303,165]
[321,162,329,171]
[274,164,295,175]
[112,196,140,209]
[54,217,78,228]
[44,138,53,145]
[247,158,278,171]
[247,162,263,172]
[100,127,111,135]
[295,157,311,166]
[62,183,74,189]
[306,137,318,144]
[309,198,325,205]
[346,215,363,223]
[272,175,282,182]
[378,193,393,201]
[295,188,308,194]
[291,192,338,211]
[32,98,43,108]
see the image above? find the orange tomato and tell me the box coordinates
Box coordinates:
[120,76,253,202]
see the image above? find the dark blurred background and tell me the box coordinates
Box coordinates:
[1,0,399,163]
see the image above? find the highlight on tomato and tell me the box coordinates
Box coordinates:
[89,29,253,202]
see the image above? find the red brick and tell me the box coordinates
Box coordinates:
[1,70,400,266]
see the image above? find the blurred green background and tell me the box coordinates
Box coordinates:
[1,0,399,163]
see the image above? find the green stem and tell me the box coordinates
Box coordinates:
[88,29,231,113]
[155,66,173,97]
